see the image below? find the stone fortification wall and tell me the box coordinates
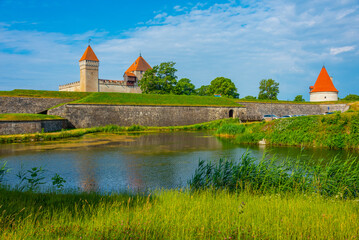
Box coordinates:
[0,97,74,114]
[48,104,246,128]
[237,102,349,117]
[0,120,68,135]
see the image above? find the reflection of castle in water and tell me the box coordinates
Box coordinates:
[71,132,226,191]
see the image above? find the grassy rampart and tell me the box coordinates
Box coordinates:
[0,113,63,121]
[73,92,243,107]
[0,89,90,99]
[217,111,359,149]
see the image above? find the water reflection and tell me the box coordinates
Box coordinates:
[0,131,358,192]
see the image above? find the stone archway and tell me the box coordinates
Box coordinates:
[229,109,234,118]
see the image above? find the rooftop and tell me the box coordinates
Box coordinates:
[79,45,99,62]
[310,66,338,93]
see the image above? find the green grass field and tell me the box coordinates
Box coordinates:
[74,92,242,107]
[0,89,90,99]
[0,188,357,239]
[0,113,63,121]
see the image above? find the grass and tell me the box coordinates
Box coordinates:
[73,92,243,107]
[0,118,239,144]
[0,89,90,99]
[0,113,63,121]
[189,152,359,198]
[217,112,359,150]
[0,187,358,239]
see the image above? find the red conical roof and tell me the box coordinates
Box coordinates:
[310,67,338,93]
[79,45,99,62]
[125,56,151,74]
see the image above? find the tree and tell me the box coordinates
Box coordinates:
[242,95,257,100]
[294,95,305,102]
[342,94,359,101]
[173,78,196,95]
[139,62,177,94]
[258,79,279,100]
[196,85,210,96]
[207,77,239,98]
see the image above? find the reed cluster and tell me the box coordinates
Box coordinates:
[189,152,359,198]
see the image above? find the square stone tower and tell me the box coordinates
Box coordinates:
[79,45,99,92]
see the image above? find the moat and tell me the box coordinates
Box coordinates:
[1,131,358,192]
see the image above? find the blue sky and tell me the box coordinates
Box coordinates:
[0,0,358,100]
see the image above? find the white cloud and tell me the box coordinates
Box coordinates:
[330,46,355,55]
[174,5,187,12]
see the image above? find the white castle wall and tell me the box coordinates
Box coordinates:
[99,80,142,93]
[310,92,338,102]
[59,81,81,92]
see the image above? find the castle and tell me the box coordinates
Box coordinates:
[59,45,152,93]
[309,66,339,102]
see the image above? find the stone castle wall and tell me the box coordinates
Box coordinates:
[237,102,349,117]
[0,97,74,114]
[48,104,246,128]
[0,119,68,135]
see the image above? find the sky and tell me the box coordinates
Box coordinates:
[0,0,358,100]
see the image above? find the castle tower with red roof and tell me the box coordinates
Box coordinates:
[309,66,338,102]
[123,55,152,85]
[59,45,150,93]
[79,45,99,92]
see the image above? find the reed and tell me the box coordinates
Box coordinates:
[188,152,359,198]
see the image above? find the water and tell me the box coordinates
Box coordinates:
[0,131,358,192]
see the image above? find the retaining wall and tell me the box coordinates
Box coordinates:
[48,104,246,128]
[0,120,68,135]
[0,97,74,114]
[237,102,349,117]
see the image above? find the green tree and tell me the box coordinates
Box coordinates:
[258,79,279,100]
[342,94,359,101]
[196,85,210,96]
[207,77,239,98]
[173,78,196,95]
[139,62,177,94]
[294,95,305,102]
[242,95,257,100]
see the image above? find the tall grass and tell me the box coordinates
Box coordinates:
[0,187,358,239]
[189,152,359,198]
